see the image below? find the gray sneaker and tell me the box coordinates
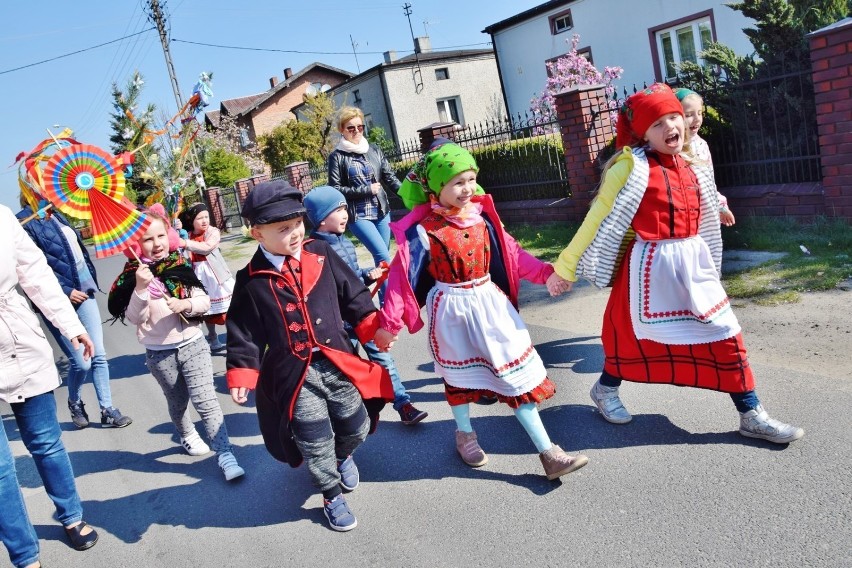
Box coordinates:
[739,405,804,444]
[590,380,632,424]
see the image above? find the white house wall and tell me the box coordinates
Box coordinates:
[382,54,505,145]
[327,73,393,139]
[492,0,756,118]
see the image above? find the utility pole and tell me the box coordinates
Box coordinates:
[145,0,205,196]
[403,3,424,93]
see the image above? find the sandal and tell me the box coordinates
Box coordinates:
[64,520,99,551]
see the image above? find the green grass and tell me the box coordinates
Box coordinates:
[507,216,852,305]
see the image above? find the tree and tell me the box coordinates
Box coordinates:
[529,34,623,120]
[258,92,337,173]
[201,147,251,188]
[366,125,396,157]
[197,114,266,174]
[108,71,158,203]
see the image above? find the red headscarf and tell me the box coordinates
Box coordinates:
[615,83,684,149]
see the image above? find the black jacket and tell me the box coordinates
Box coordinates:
[327,144,401,221]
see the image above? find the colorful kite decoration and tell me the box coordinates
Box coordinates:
[16,130,77,215]
[87,188,151,258]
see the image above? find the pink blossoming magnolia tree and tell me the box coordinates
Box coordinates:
[530,34,624,122]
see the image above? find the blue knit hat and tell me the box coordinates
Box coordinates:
[304,185,347,227]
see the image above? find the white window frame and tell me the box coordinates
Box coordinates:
[436,97,463,125]
[653,15,714,81]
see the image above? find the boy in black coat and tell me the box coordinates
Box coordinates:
[225,181,392,532]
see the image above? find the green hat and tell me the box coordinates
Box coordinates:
[397,142,485,209]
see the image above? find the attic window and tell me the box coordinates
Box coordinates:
[435,68,450,80]
[549,9,573,35]
[353,89,361,103]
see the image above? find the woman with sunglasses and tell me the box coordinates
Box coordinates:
[327,106,401,302]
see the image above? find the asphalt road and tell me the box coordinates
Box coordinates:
[3,246,850,568]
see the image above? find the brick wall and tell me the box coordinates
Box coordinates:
[251,70,348,138]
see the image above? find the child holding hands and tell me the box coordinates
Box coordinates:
[374,143,588,481]
[108,204,245,481]
[225,181,393,532]
[303,185,428,426]
[550,83,802,444]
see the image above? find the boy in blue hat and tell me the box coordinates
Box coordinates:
[304,185,428,426]
[225,180,393,532]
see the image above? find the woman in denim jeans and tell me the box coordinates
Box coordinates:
[327,106,402,302]
[1,205,99,567]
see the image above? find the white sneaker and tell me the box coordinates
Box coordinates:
[180,431,211,456]
[218,451,245,481]
[590,380,633,424]
[739,405,804,444]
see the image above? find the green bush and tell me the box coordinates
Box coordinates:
[201,147,251,188]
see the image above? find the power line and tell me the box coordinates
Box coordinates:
[0,28,155,76]
[170,37,491,55]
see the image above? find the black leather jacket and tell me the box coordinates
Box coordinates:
[327,145,401,221]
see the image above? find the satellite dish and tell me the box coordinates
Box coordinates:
[320,84,332,93]
[305,84,319,96]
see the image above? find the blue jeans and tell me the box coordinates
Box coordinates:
[349,214,391,304]
[1,392,84,567]
[349,333,410,411]
[43,297,113,409]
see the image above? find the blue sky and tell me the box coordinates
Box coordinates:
[0,0,538,211]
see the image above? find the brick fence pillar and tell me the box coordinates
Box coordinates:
[205,187,225,229]
[554,84,614,221]
[809,17,852,220]
[283,162,312,193]
[417,121,461,152]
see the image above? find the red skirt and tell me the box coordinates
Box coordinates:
[445,377,556,409]
[602,242,755,393]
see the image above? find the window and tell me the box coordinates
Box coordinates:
[650,12,715,81]
[352,89,361,104]
[437,97,462,124]
[545,47,592,77]
[549,9,573,35]
[435,67,449,80]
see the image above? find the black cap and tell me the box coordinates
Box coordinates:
[241,180,306,225]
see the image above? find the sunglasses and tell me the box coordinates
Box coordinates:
[345,124,365,133]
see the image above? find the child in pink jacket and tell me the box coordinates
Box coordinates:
[374,142,588,481]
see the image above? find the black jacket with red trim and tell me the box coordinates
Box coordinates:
[225,239,392,467]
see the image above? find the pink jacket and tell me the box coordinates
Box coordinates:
[126,287,210,347]
[379,194,554,335]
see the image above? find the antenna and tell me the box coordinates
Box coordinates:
[350,34,361,73]
[305,84,319,97]
[403,3,424,94]
[320,84,332,93]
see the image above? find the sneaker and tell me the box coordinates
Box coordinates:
[337,455,359,491]
[180,430,211,456]
[539,444,589,480]
[739,405,804,444]
[590,380,633,424]
[100,407,132,428]
[208,335,226,352]
[455,430,488,467]
[323,494,357,532]
[217,451,245,481]
[398,402,428,425]
[68,400,89,429]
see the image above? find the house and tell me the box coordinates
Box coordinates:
[293,37,505,146]
[205,63,354,143]
[483,0,757,118]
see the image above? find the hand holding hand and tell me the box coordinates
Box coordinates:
[546,272,573,297]
[164,296,190,314]
[374,328,397,352]
[69,290,89,304]
[366,266,385,281]
[70,333,95,361]
[135,264,154,291]
[370,182,382,195]
[230,387,249,405]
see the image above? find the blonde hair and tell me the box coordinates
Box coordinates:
[337,106,364,132]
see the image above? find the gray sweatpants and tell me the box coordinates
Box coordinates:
[290,355,368,495]
[145,335,232,454]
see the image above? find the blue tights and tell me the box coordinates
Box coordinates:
[451,402,552,453]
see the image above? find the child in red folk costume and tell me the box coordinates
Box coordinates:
[549,84,803,444]
[374,143,588,481]
[179,203,235,351]
[108,205,245,481]
[225,181,393,532]
[675,88,736,227]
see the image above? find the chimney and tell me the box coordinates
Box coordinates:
[383,50,397,64]
[269,76,278,88]
[414,36,432,54]
[284,67,293,79]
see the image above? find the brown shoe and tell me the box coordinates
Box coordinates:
[455,430,488,467]
[539,444,589,480]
